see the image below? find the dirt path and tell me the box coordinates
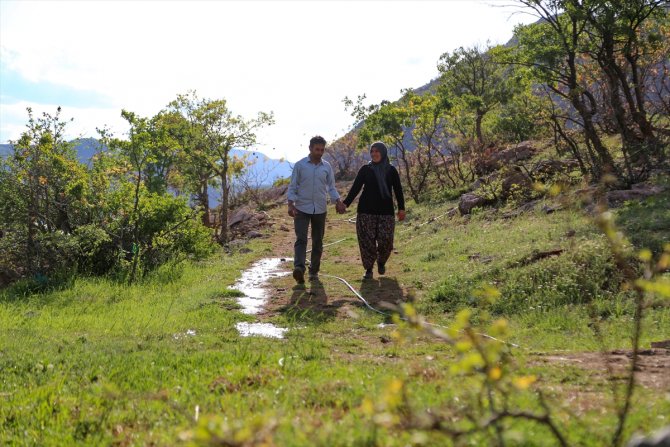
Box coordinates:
[534,349,670,391]
[251,211,408,321]
[240,205,670,390]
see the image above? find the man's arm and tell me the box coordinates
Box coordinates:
[327,163,340,201]
[287,162,300,217]
[326,163,345,213]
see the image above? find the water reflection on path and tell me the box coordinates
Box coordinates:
[236,322,287,338]
[229,257,291,338]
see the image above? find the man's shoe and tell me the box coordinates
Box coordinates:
[378,263,386,275]
[308,272,319,281]
[363,269,373,280]
[293,268,305,284]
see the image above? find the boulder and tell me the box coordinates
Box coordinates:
[228,208,254,227]
[626,425,670,447]
[502,141,536,163]
[501,170,533,197]
[459,193,489,215]
[227,207,276,239]
[606,183,664,207]
[651,340,670,349]
[228,239,246,248]
[531,158,578,180]
[475,141,537,175]
[470,173,499,191]
[471,170,532,201]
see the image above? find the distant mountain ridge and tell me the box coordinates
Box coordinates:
[1,138,292,208]
[0,139,293,184]
[0,137,101,165]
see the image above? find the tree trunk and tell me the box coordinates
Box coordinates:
[597,32,651,169]
[27,183,37,275]
[199,175,210,227]
[565,49,617,178]
[475,110,484,147]
[129,170,142,284]
[551,115,589,177]
[219,154,229,244]
[395,141,420,204]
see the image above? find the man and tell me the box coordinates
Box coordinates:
[287,135,345,284]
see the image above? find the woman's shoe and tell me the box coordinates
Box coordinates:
[363,269,373,280]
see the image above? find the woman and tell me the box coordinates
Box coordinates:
[342,141,405,279]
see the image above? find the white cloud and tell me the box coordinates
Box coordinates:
[0,0,534,160]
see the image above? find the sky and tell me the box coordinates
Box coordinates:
[0,0,537,162]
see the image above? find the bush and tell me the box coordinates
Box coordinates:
[136,193,215,274]
[425,185,470,203]
[73,225,115,275]
[493,239,623,314]
[1,189,215,287]
[432,238,625,315]
[272,177,291,187]
[102,191,216,277]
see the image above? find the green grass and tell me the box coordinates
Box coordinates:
[1,187,669,445]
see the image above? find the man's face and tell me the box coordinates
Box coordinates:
[309,143,325,162]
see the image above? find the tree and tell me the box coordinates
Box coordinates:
[511,2,617,179]
[354,98,428,202]
[576,0,667,160]
[109,110,157,283]
[169,91,274,244]
[0,107,89,277]
[168,92,217,227]
[143,110,189,195]
[438,43,517,147]
[325,131,366,180]
[510,0,669,184]
[405,91,450,191]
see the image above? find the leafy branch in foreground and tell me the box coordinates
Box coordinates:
[359,190,669,446]
[594,202,670,447]
[359,300,567,447]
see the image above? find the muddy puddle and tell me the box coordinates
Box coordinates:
[235,322,288,338]
[229,257,291,338]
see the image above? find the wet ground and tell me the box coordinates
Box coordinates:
[229,257,292,338]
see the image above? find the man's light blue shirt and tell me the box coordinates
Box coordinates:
[287,157,340,214]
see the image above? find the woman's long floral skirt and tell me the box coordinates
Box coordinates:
[356,213,395,270]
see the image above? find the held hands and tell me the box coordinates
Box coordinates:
[289,201,347,216]
[397,210,406,221]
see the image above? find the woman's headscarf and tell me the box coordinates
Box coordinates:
[369,141,391,200]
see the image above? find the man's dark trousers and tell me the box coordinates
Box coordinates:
[293,211,326,275]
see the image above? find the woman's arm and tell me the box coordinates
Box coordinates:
[391,167,405,211]
[343,166,366,207]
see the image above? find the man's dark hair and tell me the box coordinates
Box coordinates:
[309,135,327,148]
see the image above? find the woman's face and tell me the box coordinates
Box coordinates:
[370,147,382,163]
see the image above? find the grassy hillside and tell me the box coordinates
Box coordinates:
[1,170,668,445]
